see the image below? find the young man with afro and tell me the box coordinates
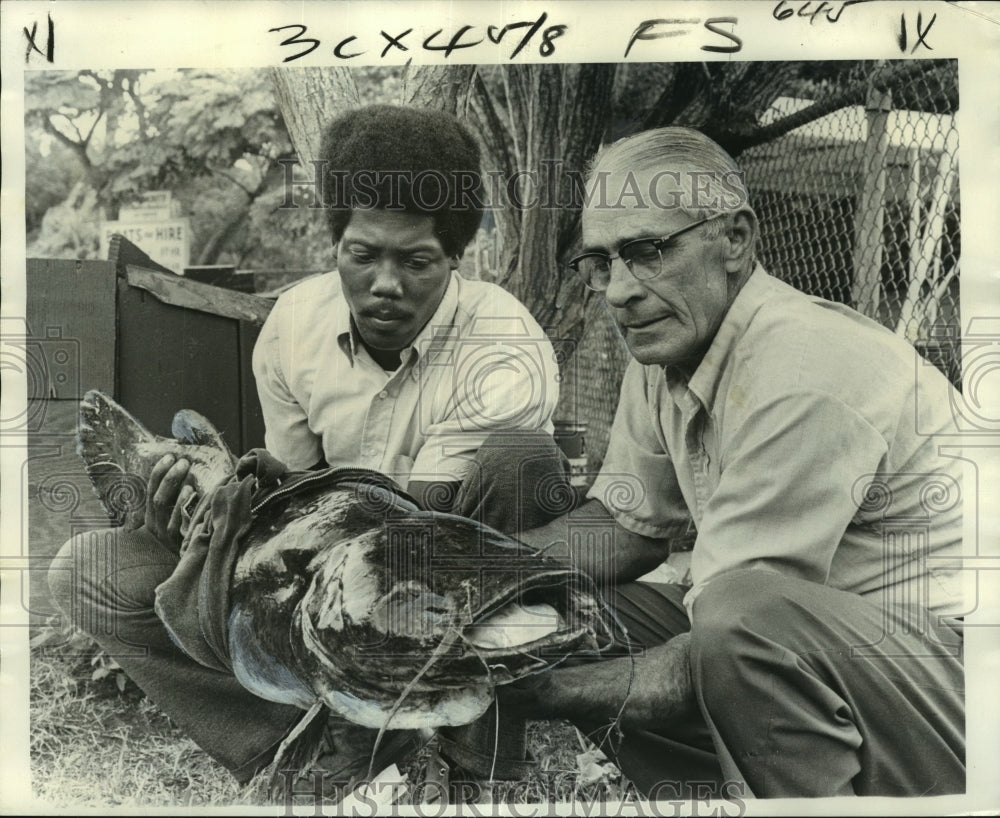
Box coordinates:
[49,105,565,797]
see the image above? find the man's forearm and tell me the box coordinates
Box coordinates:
[501,633,696,731]
[518,499,670,582]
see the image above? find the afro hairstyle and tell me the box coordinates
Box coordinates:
[318,105,484,257]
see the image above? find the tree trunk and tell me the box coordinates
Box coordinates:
[642,61,801,157]
[196,163,289,265]
[469,64,615,345]
[400,63,477,113]
[269,67,362,166]
[268,63,615,367]
[196,204,250,265]
[270,64,479,166]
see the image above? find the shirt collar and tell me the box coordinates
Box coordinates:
[666,264,770,412]
[333,278,359,363]
[334,270,462,372]
[409,271,461,379]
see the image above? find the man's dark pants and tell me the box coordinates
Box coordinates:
[590,572,964,798]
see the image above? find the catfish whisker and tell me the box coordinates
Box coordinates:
[464,582,475,620]
[367,624,463,782]
[458,637,502,782]
[596,596,635,754]
[490,689,500,783]
[458,634,493,679]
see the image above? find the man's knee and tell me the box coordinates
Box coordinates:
[47,529,121,627]
[47,534,82,618]
[458,431,572,532]
[46,526,172,630]
[688,569,802,681]
[474,430,562,471]
[474,431,568,506]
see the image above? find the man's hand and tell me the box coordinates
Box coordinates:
[143,454,197,551]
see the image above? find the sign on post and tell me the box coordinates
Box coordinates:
[99,219,190,272]
[118,191,174,222]
[101,191,190,272]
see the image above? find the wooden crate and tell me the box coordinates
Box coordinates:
[25,235,275,453]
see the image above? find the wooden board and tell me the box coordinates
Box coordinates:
[126,265,274,325]
[24,258,117,399]
[108,232,177,277]
[25,236,275,452]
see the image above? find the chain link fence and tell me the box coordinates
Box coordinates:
[560,59,961,474]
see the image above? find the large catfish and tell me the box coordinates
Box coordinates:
[76,390,624,732]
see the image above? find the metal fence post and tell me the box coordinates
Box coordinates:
[851,85,893,320]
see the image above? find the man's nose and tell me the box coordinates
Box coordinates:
[369,259,404,298]
[603,257,644,308]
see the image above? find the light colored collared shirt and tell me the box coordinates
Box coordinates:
[589,267,964,616]
[252,271,559,487]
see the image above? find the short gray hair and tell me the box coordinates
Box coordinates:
[588,127,750,239]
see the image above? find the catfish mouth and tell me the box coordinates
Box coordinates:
[463,571,601,653]
[429,568,621,687]
[299,565,619,687]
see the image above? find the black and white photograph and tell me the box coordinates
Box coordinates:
[2,1,998,814]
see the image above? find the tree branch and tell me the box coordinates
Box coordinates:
[42,118,91,169]
[123,76,149,141]
[82,110,103,148]
[208,165,256,196]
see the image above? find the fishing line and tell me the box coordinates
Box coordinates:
[490,692,500,783]
[601,645,636,752]
[461,637,502,783]
[264,701,326,796]
[367,625,463,782]
[597,595,635,753]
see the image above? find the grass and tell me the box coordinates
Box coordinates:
[30,633,264,808]
[29,626,629,809]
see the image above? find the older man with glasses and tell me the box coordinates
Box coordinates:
[508,126,966,799]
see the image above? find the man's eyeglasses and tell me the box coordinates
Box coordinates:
[568,215,719,292]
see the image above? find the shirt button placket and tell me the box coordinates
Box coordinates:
[361,388,393,465]
[685,401,709,522]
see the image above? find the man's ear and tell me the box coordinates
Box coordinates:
[723,208,758,273]
[449,254,461,270]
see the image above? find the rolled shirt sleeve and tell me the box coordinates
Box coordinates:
[588,360,693,539]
